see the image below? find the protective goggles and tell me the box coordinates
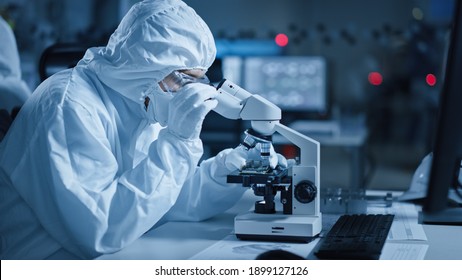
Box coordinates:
[160,70,211,94]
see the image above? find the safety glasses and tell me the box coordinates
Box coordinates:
[160,70,211,95]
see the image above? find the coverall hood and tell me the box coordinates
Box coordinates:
[78,0,217,105]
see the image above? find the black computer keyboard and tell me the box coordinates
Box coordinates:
[314,214,394,260]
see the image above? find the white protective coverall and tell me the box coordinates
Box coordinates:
[0,16,32,113]
[0,0,249,259]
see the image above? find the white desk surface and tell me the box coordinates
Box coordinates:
[98,190,462,260]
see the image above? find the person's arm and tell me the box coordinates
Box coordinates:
[161,148,247,222]
[162,144,289,222]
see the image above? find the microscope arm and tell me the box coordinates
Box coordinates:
[274,122,320,168]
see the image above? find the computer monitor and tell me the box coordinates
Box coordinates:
[419,0,462,225]
[221,56,244,85]
[243,56,328,117]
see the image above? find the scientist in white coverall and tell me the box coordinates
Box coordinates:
[0,16,31,113]
[0,0,285,259]
[0,16,32,140]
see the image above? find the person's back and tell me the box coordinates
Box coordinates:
[0,69,106,259]
[0,62,160,258]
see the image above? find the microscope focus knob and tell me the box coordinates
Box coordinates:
[294,180,317,204]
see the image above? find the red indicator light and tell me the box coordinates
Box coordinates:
[426,74,437,86]
[368,72,383,86]
[275,33,289,47]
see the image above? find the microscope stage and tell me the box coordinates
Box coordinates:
[234,211,322,242]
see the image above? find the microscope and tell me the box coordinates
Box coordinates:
[214,80,322,242]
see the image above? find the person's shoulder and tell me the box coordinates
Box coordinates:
[36,69,102,113]
[37,69,74,93]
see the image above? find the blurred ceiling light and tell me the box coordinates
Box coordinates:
[275,33,289,47]
[368,72,383,86]
[426,73,437,86]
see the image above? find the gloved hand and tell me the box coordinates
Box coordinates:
[223,143,292,172]
[167,83,218,140]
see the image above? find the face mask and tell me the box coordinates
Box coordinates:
[143,84,172,126]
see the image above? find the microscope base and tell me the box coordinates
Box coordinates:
[234,212,322,242]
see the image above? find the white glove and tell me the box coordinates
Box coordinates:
[223,143,289,172]
[167,83,218,140]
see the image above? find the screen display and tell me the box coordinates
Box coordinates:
[243,56,327,113]
[221,56,244,85]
